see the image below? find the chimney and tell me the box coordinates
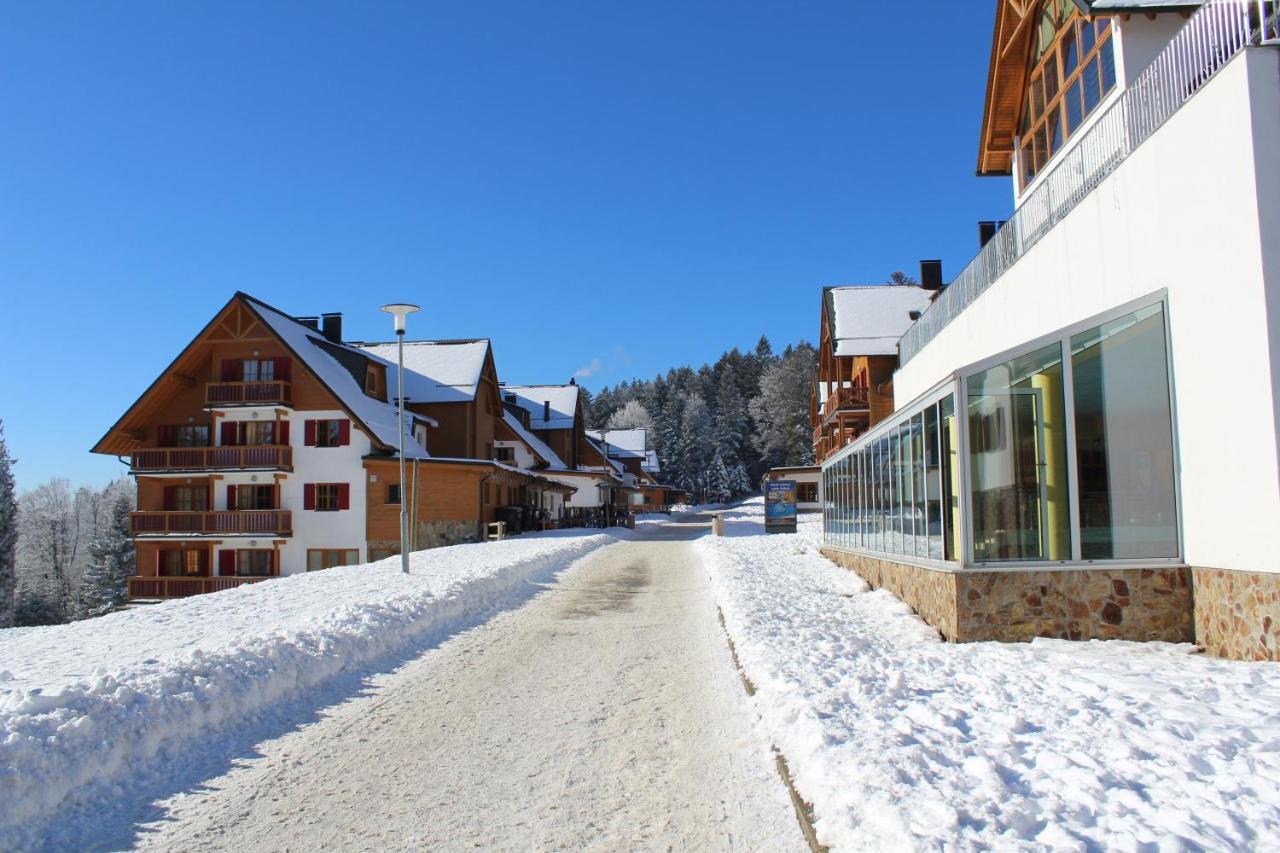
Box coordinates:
[321,313,343,344]
[296,316,320,331]
[920,260,944,291]
[543,400,551,422]
[978,220,1001,248]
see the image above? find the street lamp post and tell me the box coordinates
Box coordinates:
[380,303,420,574]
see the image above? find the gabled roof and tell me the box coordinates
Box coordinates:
[244,295,429,458]
[824,286,933,357]
[582,434,626,475]
[354,339,491,405]
[501,410,568,470]
[586,428,647,458]
[502,385,581,430]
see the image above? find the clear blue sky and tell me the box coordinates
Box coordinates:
[0,2,1010,491]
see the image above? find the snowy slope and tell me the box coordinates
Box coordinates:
[698,501,1280,851]
[0,531,612,845]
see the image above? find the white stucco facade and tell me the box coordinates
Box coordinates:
[214,406,371,576]
[895,48,1280,574]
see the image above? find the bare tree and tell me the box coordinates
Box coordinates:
[888,271,919,286]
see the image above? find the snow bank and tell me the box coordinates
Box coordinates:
[698,500,1280,850]
[0,530,612,843]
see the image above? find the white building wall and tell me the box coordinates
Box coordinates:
[896,49,1280,573]
[216,407,371,576]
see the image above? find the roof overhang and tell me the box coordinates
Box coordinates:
[977,0,1038,176]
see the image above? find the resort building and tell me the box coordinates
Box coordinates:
[811,284,935,463]
[91,292,575,598]
[762,467,822,513]
[819,0,1280,659]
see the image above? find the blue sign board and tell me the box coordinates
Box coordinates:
[765,479,798,531]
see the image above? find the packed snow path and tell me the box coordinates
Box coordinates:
[134,516,805,852]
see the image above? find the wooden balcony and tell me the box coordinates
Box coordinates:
[130,510,292,536]
[205,380,292,407]
[131,445,293,472]
[128,575,269,599]
[821,385,870,422]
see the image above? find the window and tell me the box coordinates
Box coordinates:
[364,366,381,397]
[165,486,209,512]
[307,549,360,571]
[220,421,279,447]
[386,484,401,505]
[236,550,274,577]
[315,484,341,511]
[368,546,400,562]
[968,342,1072,562]
[160,548,208,577]
[307,419,349,448]
[1070,304,1178,559]
[158,425,210,447]
[494,446,516,464]
[958,300,1179,565]
[1019,7,1116,188]
[242,359,275,382]
[797,482,818,503]
[235,484,276,510]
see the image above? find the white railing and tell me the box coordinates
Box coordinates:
[901,0,1277,365]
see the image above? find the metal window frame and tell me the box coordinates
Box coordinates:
[957,290,1184,569]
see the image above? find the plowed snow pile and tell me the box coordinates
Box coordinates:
[0,531,611,845]
[698,501,1280,851]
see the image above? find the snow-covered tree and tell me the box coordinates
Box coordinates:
[705,452,731,502]
[750,343,818,469]
[77,490,134,619]
[678,393,714,499]
[713,364,750,475]
[605,400,655,434]
[15,479,77,625]
[0,422,16,629]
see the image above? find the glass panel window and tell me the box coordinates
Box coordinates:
[1065,80,1084,132]
[1061,25,1079,78]
[1100,37,1116,95]
[1070,304,1178,559]
[387,484,401,505]
[243,359,275,382]
[236,550,274,576]
[173,486,209,512]
[968,342,1072,562]
[162,548,207,577]
[315,420,342,448]
[237,485,275,510]
[315,484,341,511]
[307,549,360,571]
[940,395,959,562]
[912,414,927,558]
[176,425,209,447]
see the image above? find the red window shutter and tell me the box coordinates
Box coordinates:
[163,486,177,511]
[278,420,290,446]
[338,419,351,446]
[219,550,236,577]
[220,359,240,382]
[226,485,237,510]
[337,483,350,510]
[304,420,316,446]
[157,425,175,447]
[273,484,280,509]
[304,483,316,511]
[220,421,238,446]
[275,357,292,381]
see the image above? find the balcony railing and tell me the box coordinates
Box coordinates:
[205,381,292,406]
[901,0,1277,365]
[130,510,293,536]
[129,575,269,599]
[821,386,870,421]
[131,445,293,472]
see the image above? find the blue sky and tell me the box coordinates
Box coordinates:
[0,2,1010,490]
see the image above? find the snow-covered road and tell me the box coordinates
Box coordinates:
[132,517,805,851]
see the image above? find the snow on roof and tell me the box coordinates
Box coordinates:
[245,296,429,459]
[644,450,660,474]
[583,434,626,475]
[586,428,647,458]
[501,385,580,430]
[355,339,490,405]
[825,286,934,357]
[502,410,568,470]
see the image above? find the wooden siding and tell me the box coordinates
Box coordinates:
[364,459,490,541]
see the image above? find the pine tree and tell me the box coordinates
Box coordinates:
[705,452,731,503]
[0,422,16,629]
[77,491,134,619]
[750,342,818,469]
[714,363,750,481]
[678,393,714,500]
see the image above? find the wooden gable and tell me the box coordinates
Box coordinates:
[978,0,1040,176]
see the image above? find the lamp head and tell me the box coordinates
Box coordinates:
[380,303,421,334]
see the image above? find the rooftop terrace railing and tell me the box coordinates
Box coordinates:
[900,0,1278,366]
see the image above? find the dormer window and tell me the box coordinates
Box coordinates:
[1019,4,1116,189]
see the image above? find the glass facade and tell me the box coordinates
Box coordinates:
[822,301,1180,567]
[821,394,959,562]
